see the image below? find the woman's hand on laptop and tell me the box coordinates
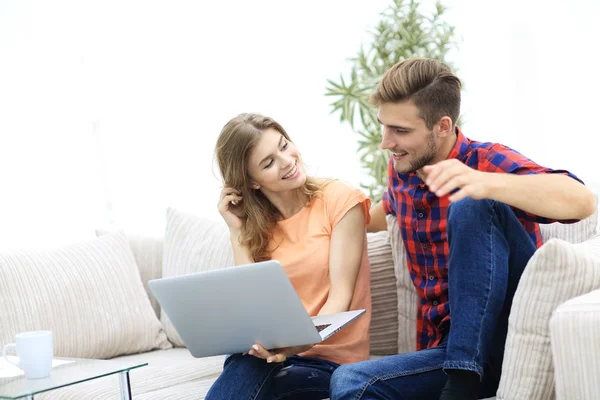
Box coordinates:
[247,343,314,363]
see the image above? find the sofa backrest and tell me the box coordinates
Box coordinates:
[539,208,598,243]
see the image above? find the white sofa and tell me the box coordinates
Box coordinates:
[1,203,599,399]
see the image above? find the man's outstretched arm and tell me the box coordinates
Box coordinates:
[482,172,596,220]
[424,160,597,221]
[368,201,389,232]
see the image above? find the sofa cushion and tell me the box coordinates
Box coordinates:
[365,230,398,355]
[550,286,600,400]
[97,230,163,318]
[497,234,600,400]
[37,351,419,400]
[0,232,171,359]
[161,208,235,346]
[539,197,598,243]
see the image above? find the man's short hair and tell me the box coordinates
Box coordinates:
[370,58,461,129]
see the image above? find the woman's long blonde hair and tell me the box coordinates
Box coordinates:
[215,113,323,262]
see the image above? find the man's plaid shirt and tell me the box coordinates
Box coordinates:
[382,127,582,350]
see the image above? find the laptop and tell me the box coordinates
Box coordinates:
[148,260,366,358]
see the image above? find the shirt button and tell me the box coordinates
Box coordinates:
[417,212,424,219]
[433,300,439,306]
[429,275,435,281]
[422,243,430,249]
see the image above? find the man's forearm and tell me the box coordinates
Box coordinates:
[485,173,596,220]
[368,202,388,232]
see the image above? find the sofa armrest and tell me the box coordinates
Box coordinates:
[550,286,600,400]
[497,234,600,400]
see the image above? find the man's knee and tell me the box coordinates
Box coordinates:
[447,197,495,226]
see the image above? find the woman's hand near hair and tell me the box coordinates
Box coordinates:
[218,186,254,265]
[218,186,245,231]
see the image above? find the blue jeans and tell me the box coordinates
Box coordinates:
[330,198,537,400]
[206,353,339,400]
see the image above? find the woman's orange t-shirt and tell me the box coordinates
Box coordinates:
[269,180,372,365]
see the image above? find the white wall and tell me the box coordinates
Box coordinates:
[1,0,598,250]
[446,0,600,186]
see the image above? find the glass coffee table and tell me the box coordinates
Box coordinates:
[0,358,147,399]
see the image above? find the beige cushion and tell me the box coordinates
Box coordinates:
[497,234,600,400]
[550,286,600,400]
[366,230,398,355]
[37,349,225,399]
[161,208,234,346]
[387,215,418,354]
[540,198,598,243]
[97,230,163,318]
[0,232,171,359]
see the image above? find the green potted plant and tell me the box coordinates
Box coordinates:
[325,0,459,202]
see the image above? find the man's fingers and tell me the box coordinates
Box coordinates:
[435,176,465,197]
[425,163,447,187]
[429,166,461,192]
[423,165,438,184]
[449,187,470,202]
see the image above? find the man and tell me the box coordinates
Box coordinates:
[329,58,596,400]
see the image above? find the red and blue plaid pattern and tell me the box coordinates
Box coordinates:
[382,127,582,350]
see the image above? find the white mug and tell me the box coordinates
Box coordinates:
[2,330,53,379]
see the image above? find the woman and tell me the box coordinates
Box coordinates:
[206,113,371,400]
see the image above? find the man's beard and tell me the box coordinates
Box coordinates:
[394,131,437,174]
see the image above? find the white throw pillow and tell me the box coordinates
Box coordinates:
[161,208,234,346]
[96,230,163,318]
[540,197,598,243]
[550,285,600,400]
[0,232,171,359]
[367,230,398,355]
[387,215,418,354]
[497,234,600,400]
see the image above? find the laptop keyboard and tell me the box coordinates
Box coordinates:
[315,324,331,333]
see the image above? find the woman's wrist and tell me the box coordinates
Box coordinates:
[229,229,242,244]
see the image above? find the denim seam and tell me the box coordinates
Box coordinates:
[475,202,497,375]
[443,361,481,373]
[471,203,493,376]
[354,363,444,400]
[445,200,496,378]
[250,363,282,400]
